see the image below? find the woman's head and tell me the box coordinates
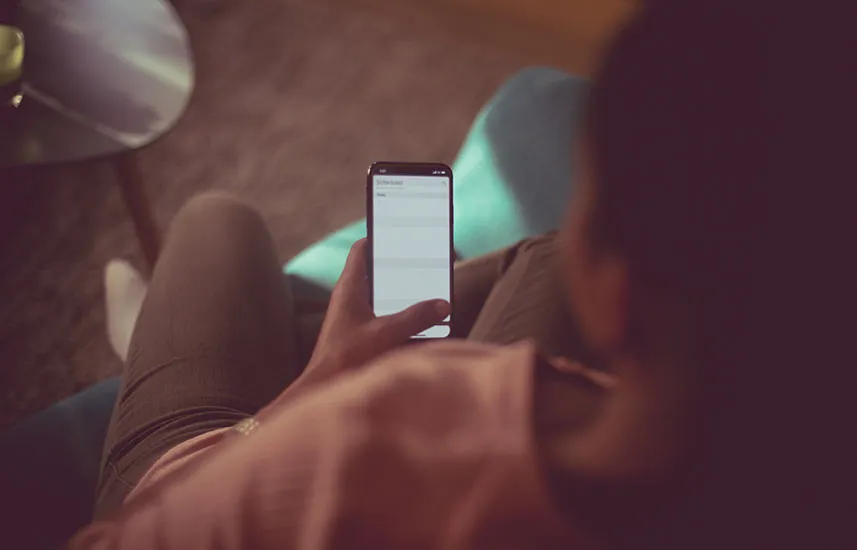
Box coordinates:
[557,0,855,546]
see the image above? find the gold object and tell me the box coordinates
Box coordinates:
[0,24,25,108]
[232,417,261,437]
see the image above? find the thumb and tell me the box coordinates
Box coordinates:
[353,299,451,356]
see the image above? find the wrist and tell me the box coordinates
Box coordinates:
[255,367,327,422]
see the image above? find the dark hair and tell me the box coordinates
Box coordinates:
[585,1,856,547]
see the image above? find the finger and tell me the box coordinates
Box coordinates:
[340,238,369,280]
[331,238,370,302]
[363,299,451,350]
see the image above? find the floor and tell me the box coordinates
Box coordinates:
[0,0,613,429]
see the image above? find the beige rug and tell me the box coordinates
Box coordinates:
[0,0,594,429]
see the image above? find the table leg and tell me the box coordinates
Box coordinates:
[113,153,160,273]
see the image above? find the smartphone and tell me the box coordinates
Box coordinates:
[366,161,454,339]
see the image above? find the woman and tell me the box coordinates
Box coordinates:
[71,1,854,548]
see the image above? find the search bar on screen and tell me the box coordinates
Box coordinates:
[375,176,448,189]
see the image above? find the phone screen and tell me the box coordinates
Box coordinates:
[369,165,453,338]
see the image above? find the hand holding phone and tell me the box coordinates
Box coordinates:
[367,162,454,339]
[262,239,450,413]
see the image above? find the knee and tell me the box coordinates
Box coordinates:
[172,192,261,233]
[166,192,271,257]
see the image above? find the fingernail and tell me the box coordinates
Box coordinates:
[434,300,451,317]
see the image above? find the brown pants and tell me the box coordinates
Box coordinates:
[94,193,580,518]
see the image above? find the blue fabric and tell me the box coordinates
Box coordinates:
[0,66,587,547]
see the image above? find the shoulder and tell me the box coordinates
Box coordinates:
[348,340,536,429]
[300,339,535,437]
[292,340,540,546]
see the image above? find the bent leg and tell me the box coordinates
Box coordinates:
[94,193,299,518]
[467,233,589,362]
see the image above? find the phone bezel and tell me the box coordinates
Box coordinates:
[366,161,454,338]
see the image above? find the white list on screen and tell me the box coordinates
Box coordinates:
[373,175,451,337]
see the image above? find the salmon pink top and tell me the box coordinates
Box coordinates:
[70,340,581,549]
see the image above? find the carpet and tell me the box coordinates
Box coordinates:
[0,0,592,429]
